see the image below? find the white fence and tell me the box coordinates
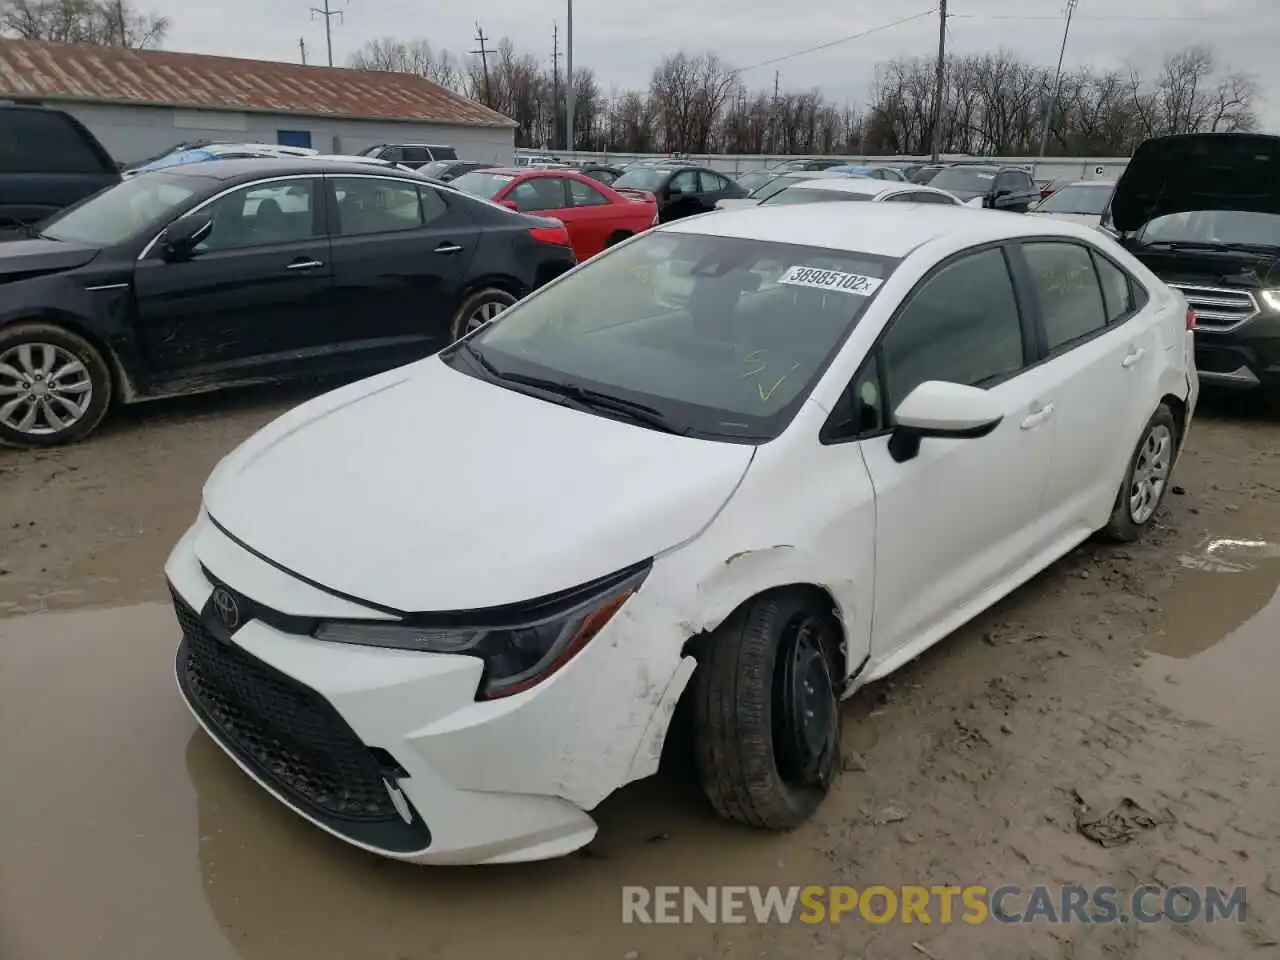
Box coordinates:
[515,150,1130,181]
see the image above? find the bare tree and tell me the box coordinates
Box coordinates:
[0,0,169,48]
[348,37,462,90]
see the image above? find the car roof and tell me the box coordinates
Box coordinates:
[784,178,932,197]
[662,203,1096,259]
[153,157,433,181]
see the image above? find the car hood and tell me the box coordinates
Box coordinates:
[202,359,756,612]
[1110,133,1280,233]
[0,237,101,280]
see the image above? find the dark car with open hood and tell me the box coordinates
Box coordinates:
[0,158,575,447]
[1103,132,1280,396]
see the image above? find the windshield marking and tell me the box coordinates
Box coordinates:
[758,363,802,402]
[779,266,883,296]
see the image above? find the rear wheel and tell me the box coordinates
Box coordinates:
[0,322,112,448]
[1100,404,1177,542]
[604,230,632,248]
[692,590,842,830]
[449,288,517,342]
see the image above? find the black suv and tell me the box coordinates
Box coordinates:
[927,164,1039,212]
[0,104,120,228]
[359,143,458,166]
[1105,132,1280,396]
[610,164,747,222]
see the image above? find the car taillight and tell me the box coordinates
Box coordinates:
[1186,306,1197,330]
[529,224,571,247]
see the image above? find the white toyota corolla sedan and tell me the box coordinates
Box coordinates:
[167,202,1198,865]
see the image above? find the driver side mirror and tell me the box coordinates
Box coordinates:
[887,381,1005,463]
[159,212,213,261]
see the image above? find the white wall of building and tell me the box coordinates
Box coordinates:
[57,102,516,165]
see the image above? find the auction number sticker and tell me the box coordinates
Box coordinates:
[779,265,883,296]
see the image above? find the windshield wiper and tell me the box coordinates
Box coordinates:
[1,217,44,239]
[457,342,690,435]
[1142,240,1280,256]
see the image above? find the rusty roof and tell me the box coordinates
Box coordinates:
[0,39,515,128]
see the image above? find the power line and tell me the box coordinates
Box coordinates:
[736,8,937,73]
[951,13,1219,21]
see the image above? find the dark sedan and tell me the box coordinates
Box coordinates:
[0,159,575,447]
[417,159,495,182]
[609,164,746,222]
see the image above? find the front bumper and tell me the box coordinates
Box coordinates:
[1194,317,1280,392]
[166,513,695,864]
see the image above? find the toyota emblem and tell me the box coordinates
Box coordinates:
[211,586,241,631]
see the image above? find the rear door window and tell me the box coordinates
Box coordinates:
[1021,242,1109,350]
[510,177,569,211]
[401,147,433,165]
[1092,252,1138,323]
[0,109,112,174]
[428,146,458,161]
[568,178,609,207]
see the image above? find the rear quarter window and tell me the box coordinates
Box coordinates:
[0,110,113,175]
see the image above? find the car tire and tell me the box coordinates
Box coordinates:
[1099,403,1178,543]
[604,230,632,248]
[0,322,112,448]
[692,590,842,830]
[449,288,517,342]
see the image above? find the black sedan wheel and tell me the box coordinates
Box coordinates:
[450,288,517,342]
[0,323,112,447]
[692,590,842,829]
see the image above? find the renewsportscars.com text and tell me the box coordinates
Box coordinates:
[621,885,1248,925]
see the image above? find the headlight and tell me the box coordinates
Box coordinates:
[312,564,649,699]
[1260,289,1280,312]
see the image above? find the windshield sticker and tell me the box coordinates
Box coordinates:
[779,266,883,296]
[975,172,995,180]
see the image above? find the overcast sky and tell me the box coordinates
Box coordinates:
[148,0,1276,130]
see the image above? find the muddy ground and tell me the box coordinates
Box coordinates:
[1,386,1277,960]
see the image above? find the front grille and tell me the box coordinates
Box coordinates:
[1168,283,1259,331]
[173,588,398,822]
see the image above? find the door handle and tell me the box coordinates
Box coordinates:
[286,259,324,270]
[1121,347,1146,369]
[434,243,464,254]
[1020,402,1055,430]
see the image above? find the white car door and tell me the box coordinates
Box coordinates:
[1013,240,1158,540]
[848,247,1061,665]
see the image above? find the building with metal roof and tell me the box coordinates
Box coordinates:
[0,39,516,166]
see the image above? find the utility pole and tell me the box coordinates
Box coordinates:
[771,70,779,155]
[472,24,492,109]
[929,0,947,161]
[309,0,342,67]
[298,37,307,66]
[1036,0,1080,171]
[551,22,560,149]
[565,0,575,154]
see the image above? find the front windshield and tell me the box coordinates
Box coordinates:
[762,188,873,207]
[460,231,898,441]
[39,173,201,246]
[751,176,805,200]
[928,168,997,193]
[736,171,775,193]
[1139,210,1280,249]
[1038,184,1112,215]
[612,168,668,191]
[452,171,516,199]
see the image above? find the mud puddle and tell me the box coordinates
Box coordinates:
[1144,535,1280,749]
[0,602,834,960]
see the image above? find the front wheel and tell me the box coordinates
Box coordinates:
[1099,403,1178,542]
[692,590,843,830]
[0,323,112,448]
[449,288,517,342]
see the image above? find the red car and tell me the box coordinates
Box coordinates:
[449,167,659,261]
